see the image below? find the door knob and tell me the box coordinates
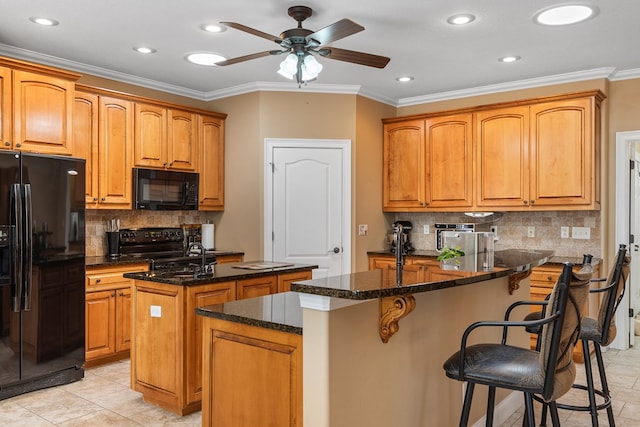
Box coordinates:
[329,247,340,253]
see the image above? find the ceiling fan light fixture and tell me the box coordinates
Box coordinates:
[186,52,226,66]
[278,53,299,78]
[302,54,323,78]
[534,4,597,26]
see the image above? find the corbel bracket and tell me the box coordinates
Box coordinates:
[508,270,531,295]
[379,294,416,343]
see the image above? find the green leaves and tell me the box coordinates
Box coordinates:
[437,246,465,261]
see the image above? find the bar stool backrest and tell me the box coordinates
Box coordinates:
[599,244,630,346]
[539,264,591,401]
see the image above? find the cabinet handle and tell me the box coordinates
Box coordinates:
[16,143,21,148]
[523,200,528,205]
[169,162,174,167]
[530,200,535,205]
[101,197,106,202]
[111,292,116,297]
[163,162,168,167]
[547,276,553,281]
[96,279,101,283]
[4,141,9,147]
[93,197,98,202]
[119,292,125,296]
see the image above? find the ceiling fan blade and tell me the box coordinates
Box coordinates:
[307,19,364,46]
[319,47,390,68]
[221,22,283,44]
[215,51,274,66]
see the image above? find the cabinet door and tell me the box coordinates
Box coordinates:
[278,271,312,293]
[383,120,426,210]
[237,276,277,300]
[73,91,99,204]
[98,96,133,208]
[12,70,74,155]
[198,115,225,210]
[86,290,116,360]
[115,287,131,352]
[186,281,236,406]
[424,114,473,208]
[530,98,594,207]
[475,106,530,208]
[167,109,196,171]
[0,66,10,149]
[134,102,166,169]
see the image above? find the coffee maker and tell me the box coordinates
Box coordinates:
[390,220,414,254]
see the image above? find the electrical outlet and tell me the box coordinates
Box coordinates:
[561,226,569,238]
[527,226,535,238]
[358,224,368,236]
[572,226,590,239]
[423,224,430,234]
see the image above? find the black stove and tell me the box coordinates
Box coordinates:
[118,227,217,271]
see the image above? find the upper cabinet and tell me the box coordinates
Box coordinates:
[198,115,225,210]
[134,103,197,171]
[0,59,80,155]
[383,90,604,212]
[383,114,474,211]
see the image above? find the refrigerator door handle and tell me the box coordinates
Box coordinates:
[22,184,32,312]
[9,184,23,313]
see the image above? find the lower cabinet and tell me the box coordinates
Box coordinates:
[85,263,148,367]
[368,254,465,284]
[201,316,302,427]
[237,275,277,299]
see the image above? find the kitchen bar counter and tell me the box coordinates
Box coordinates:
[197,249,554,427]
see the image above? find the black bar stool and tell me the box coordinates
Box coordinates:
[443,262,591,427]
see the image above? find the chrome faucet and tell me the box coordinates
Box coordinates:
[187,242,207,271]
[395,223,406,286]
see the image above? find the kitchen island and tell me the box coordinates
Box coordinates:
[123,262,316,415]
[196,250,553,427]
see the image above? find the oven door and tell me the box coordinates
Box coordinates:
[133,168,199,210]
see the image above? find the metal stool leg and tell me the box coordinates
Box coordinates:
[460,382,475,427]
[594,344,615,426]
[486,386,495,426]
[524,393,536,427]
[582,339,600,426]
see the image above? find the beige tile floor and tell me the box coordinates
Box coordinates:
[0,345,639,426]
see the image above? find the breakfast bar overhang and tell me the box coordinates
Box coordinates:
[197,249,553,427]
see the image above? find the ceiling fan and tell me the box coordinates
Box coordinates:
[217,5,391,85]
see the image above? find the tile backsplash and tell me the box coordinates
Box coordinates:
[86,210,219,257]
[394,211,601,258]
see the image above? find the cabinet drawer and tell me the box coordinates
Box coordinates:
[530,270,558,286]
[86,264,148,290]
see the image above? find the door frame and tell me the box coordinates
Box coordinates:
[614,130,640,349]
[264,138,352,274]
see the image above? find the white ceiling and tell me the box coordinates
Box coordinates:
[1,0,639,106]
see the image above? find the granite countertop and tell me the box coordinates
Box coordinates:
[366,249,602,268]
[196,291,303,335]
[124,261,317,286]
[292,249,554,300]
[86,250,245,268]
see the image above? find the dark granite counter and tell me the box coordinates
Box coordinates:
[366,250,601,269]
[86,250,245,268]
[292,249,554,300]
[196,291,302,334]
[124,262,316,286]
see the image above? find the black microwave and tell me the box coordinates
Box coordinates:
[133,168,199,210]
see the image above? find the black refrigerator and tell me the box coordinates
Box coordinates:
[0,151,85,400]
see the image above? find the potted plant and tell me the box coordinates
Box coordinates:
[437,246,465,270]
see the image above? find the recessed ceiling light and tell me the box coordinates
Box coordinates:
[29,17,59,26]
[133,47,156,54]
[499,56,521,63]
[186,52,226,66]
[201,24,226,33]
[395,76,415,83]
[534,5,597,26]
[446,14,476,25]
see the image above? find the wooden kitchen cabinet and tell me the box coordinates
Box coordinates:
[198,114,225,210]
[134,103,197,171]
[201,316,302,427]
[237,275,278,300]
[0,60,80,155]
[73,91,99,204]
[85,263,147,367]
[383,90,604,212]
[369,254,470,283]
[278,270,312,292]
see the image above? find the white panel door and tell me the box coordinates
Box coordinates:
[267,140,350,279]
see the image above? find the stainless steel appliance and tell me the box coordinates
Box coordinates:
[132,168,199,210]
[0,151,85,400]
[435,223,492,251]
[118,227,217,271]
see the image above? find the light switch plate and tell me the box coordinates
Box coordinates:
[572,227,590,239]
[561,226,569,238]
[358,224,368,236]
[527,226,535,238]
[423,224,430,234]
